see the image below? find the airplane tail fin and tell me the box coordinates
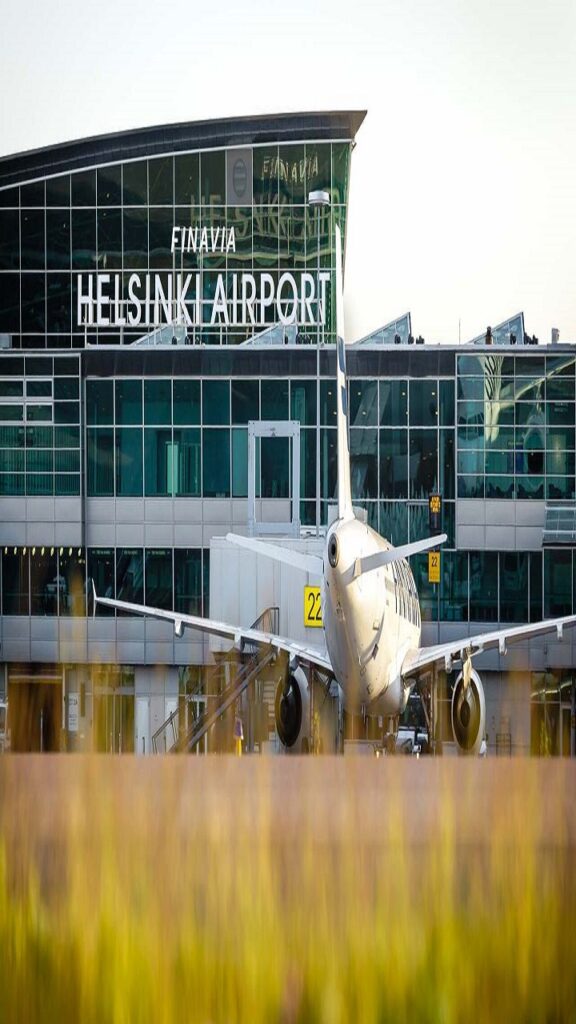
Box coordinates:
[334,223,353,522]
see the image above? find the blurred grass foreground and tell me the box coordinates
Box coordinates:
[1,757,575,1023]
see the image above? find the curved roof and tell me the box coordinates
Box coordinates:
[0,110,366,190]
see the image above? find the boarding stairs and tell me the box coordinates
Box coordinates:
[151,607,280,754]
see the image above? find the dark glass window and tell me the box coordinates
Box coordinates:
[2,550,29,614]
[46,210,70,269]
[72,208,97,269]
[21,274,45,331]
[173,428,201,496]
[350,381,378,426]
[123,161,148,205]
[350,428,377,498]
[410,429,438,499]
[88,548,115,616]
[173,380,200,424]
[59,549,86,616]
[21,209,45,269]
[200,151,225,205]
[319,381,336,426]
[46,175,71,207]
[97,165,122,206]
[0,210,19,270]
[440,430,455,500]
[232,428,248,497]
[439,380,455,426]
[144,379,171,424]
[544,549,572,617]
[306,143,331,193]
[149,208,173,268]
[175,154,199,206]
[97,208,122,269]
[0,186,20,208]
[54,377,78,400]
[116,428,143,496]
[116,548,144,605]
[0,273,20,332]
[380,502,408,546]
[291,380,316,425]
[123,208,148,269]
[469,552,498,622]
[21,181,45,206]
[116,379,142,424]
[500,552,528,622]
[46,274,72,333]
[203,429,230,496]
[410,380,439,426]
[261,436,289,498]
[232,380,259,424]
[202,380,229,425]
[440,551,468,622]
[71,170,96,207]
[380,430,408,498]
[530,553,543,622]
[279,144,305,203]
[319,428,335,500]
[145,549,172,609]
[332,144,350,205]
[87,428,114,496]
[174,548,202,615]
[144,428,172,496]
[380,381,407,426]
[30,550,58,615]
[149,157,174,205]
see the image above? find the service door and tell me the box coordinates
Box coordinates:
[136,697,151,755]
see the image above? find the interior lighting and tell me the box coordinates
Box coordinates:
[59,547,64,555]
[13,547,16,555]
[68,548,72,556]
[23,547,27,555]
[41,547,45,556]
[32,548,36,556]
[50,547,54,556]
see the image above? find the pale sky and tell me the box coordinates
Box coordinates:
[1,0,575,344]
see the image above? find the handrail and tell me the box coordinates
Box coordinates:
[178,647,276,753]
[151,705,179,754]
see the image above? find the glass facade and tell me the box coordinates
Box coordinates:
[0,140,350,349]
[457,352,576,500]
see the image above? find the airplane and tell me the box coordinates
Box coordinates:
[94,225,576,755]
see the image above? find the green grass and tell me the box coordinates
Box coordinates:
[0,756,575,1022]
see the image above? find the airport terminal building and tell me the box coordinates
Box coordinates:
[0,110,574,756]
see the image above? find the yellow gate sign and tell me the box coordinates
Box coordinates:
[428,550,441,584]
[304,586,323,627]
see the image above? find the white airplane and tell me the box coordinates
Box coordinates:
[94,226,576,755]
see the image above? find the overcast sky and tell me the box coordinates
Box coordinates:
[1,0,575,344]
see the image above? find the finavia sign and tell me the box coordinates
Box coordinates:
[77,224,330,329]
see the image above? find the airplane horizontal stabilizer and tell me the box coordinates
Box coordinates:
[353,533,447,578]
[225,533,323,575]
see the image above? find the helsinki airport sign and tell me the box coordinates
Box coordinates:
[76,225,330,330]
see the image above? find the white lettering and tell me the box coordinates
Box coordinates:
[211,275,229,325]
[241,274,257,326]
[96,274,110,327]
[128,274,142,326]
[276,272,298,325]
[113,274,126,326]
[300,273,315,325]
[259,273,275,324]
[154,277,172,325]
[77,274,94,327]
[175,274,193,326]
[170,226,180,254]
[227,227,236,253]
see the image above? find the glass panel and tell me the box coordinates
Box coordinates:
[439,379,455,426]
[203,429,230,496]
[87,548,114,616]
[379,502,408,545]
[175,154,199,206]
[530,552,543,622]
[409,429,438,499]
[149,208,173,268]
[200,151,225,205]
[116,428,143,496]
[319,428,334,500]
[145,549,172,609]
[485,476,514,499]
[380,429,408,498]
[123,208,148,268]
[350,380,378,426]
[469,552,498,622]
[97,209,122,270]
[279,145,305,203]
[260,436,289,498]
[86,381,113,425]
[2,550,29,614]
[410,380,439,426]
[116,548,143,604]
[115,379,142,424]
[45,175,69,206]
[232,428,248,497]
[59,549,86,616]
[173,428,201,496]
[291,380,316,425]
[123,161,148,205]
[21,209,45,270]
[319,381,336,426]
[54,378,78,400]
[331,143,349,205]
[458,475,484,498]
[46,210,70,269]
[350,428,377,498]
[0,273,21,332]
[544,550,572,617]
[30,550,58,615]
[71,170,96,206]
[72,208,96,269]
[516,477,543,499]
[27,473,53,495]
[97,165,122,206]
[440,551,468,621]
[500,552,528,622]
[202,380,229,425]
[232,380,259,424]
[439,430,455,499]
[144,379,171,425]
[380,381,408,426]
[144,428,172,496]
[173,380,200,424]
[174,548,202,615]
[149,157,174,206]
[0,209,20,270]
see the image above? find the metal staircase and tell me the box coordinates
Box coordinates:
[151,607,280,754]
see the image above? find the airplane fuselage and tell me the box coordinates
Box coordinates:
[323,516,421,714]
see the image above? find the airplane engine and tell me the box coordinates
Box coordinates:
[451,666,486,755]
[275,665,310,753]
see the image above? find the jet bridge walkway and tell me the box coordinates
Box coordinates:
[151,607,280,754]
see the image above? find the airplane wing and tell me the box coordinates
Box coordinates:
[93,590,333,673]
[402,612,576,677]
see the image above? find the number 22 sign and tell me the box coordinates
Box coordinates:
[304,586,323,627]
